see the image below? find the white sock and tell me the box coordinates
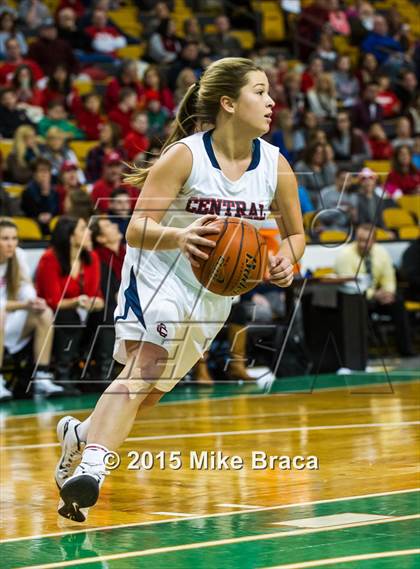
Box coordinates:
[81,444,109,467]
[78,416,92,442]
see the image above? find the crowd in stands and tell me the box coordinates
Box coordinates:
[0,0,419,400]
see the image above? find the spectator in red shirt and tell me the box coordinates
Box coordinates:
[367,123,394,160]
[41,64,78,113]
[85,8,126,58]
[123,111,150,161]
[143,64,174,113]
[91,151,139,212]
[108,87,138,137]
[56,0,85,19]
[11,64,43,107]
[376,75,401,118]
[0,37,44,86]
[85,122,125,183]
[385,145,420,198]
[56,160,83,213]
[75,93,104,140]
[27,21,78,76]
[300,56,324,94]
[104,59,144,113]
[36,216,104,388]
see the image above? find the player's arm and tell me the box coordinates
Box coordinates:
[126,143,220,266]
[268,154,306,287]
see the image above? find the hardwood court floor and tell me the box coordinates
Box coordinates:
[0,372,419,568]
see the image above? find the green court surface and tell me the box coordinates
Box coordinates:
[1,491,419,568]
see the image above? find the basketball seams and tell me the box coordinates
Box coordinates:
[222,219,245,294]
[199,218,228,283]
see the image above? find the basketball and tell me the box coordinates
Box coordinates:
[192,217,268,296]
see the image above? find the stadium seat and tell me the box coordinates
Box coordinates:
[230,30,256,50]
[0,139,13,160]
[364,160,391,181]
[383,208,415,230]
[405,301,420,312]
[397,195,420,221]
[49,216,60,232]
[13,217,42,240]
[4,185,24,198]
[375,227,393,241]
[319,230,348,242]
[399,226,420,240]
[303,211,316,230]
[69,140,99,165]
[117,45,146,60]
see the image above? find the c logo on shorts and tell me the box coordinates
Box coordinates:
[157,323,168,338]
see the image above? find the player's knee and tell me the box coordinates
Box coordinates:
[39,306,53,325]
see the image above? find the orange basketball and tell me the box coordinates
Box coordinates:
[192,217,268,296]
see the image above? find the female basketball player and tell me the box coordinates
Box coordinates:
[56,57,306,522]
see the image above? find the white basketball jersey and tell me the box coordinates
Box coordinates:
[125,130,279,290]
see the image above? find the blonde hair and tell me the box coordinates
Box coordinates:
[0,218,20,300]
[12,125,39,167]
[125,57,262,187]
[315,73,336,97]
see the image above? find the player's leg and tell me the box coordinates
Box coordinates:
[57,340,168,521]
[0,309,13,401]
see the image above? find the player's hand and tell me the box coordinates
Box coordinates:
[177,214,221,268]
[267,254,294,288]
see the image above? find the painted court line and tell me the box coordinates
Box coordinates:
[272,512,392,528]
[1,488,418,544]
[17,515,420,569]
[2,420,419,451]
[2,377,419,420]
[217,503,262,509]
[264,549,420,568]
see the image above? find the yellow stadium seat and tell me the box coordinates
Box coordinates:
[405,301,420,312]
[73,80,93,96]
[49,216,60,232]
[4,185,24,198]
[0,139,13,160]
[364,160,391,181]
[399,226,420,240]
[69,140,98,164]
[230,30,256,50]
[117,44,146,60]
[375,227,393,241]
[13,217,42,240]
[383,208,415,229]
[397,195,420,220]
[319,229,348,242]
[303,211,316,230]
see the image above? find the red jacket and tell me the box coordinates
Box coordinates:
[384,170,420,196]
[123,130,150,160]
[144,87,174,112]
[91,178,139,212]
[75,108,104,140]
[36,248,102,310]
[368,138,394,160]
[108,107,134,137]
[105,78,144,112]
[0,60,44,85]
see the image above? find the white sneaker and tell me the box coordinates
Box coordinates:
[55,416,84,490]
[0,376,13,401]
[33,371,64,397]
[58,462,108,522]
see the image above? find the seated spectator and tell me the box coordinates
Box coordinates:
[335,223,415,356]
[11,64,43,108]
[86,8,127,58]
[395,70,418,114]
[6,124,41,184]
[353,82,383,130]
[295,142,337,198]
[376,74,400,118]
[166,41,203,92]
[282,71,306,123]
[298,186,316,214]
[271,108,303,163]
[328,0,350,36]
[348,2,375,46]
[174,67,197,106]
[148,18,181,64]
[86,122,125,183]
[0,11,27,57]
[0,37,44,86]
[318,169,357,230]
[0,184,20,216]
[21,158,59,235]
[333,54,360,108]
[400,238,420,301]
[391,116,414,149]
[204,15,243,59]
[35,216,104,386]
[56,7,90,53]
[41,64,78,113]
[0,217,63,400]
[143,65,174,113]
[384,145,420,198]
[308,128,328,146]
[38,100,84,139]
[27,20,78,76]
[361,15,404,66]
[297,0,330,61]
[91,152,139,213]
[0,87,32,138]
[314,32,337,71]
[330,111,370,166]
[63,188,94,220]
[108,87,138,137]
[355,52,379,88]
[108,187,131,238]
[183,17,210,56]
[354,168,390,229]
[124,111,150,161]
[367,122,393,160]
[146,97,168,137]
[18,0,51,32]
[300,56,324,94]
[75,93,104,140]
[306,73,338,121]
[294,110,320,152]
[40,126,84,183]
[407,94,419,137]
[56,0,85,19]
[104,59,144,113]
[56,160,83,213]
[413,136,420,170]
